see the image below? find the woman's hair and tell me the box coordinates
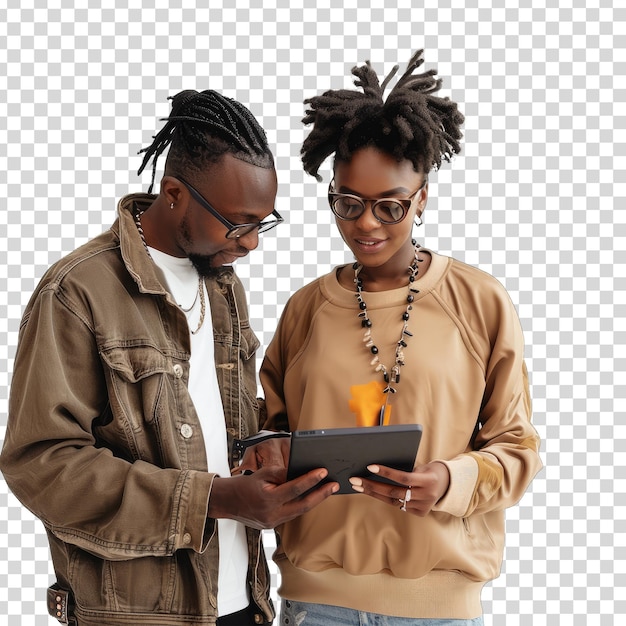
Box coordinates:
[138,89,274,193]
[301,50,464,180]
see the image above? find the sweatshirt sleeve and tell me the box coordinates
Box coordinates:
[260,281,323,433]
[0,286,216,560]
[432,278,542,518]
[259,307,291,433]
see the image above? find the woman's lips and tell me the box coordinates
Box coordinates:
[354,238,385,252]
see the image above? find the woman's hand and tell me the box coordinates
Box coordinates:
[349,461,450,516]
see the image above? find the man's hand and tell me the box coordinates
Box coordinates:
[348,461,450,517]
[210,459,338,529]
[214,436,338,529]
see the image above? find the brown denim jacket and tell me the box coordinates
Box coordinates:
[0,194,273,625]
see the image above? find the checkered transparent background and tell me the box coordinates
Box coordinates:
[1,1,624,624]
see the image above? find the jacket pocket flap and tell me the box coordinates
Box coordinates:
[100,344,171,383]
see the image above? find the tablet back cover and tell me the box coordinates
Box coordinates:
[287,424,422,494]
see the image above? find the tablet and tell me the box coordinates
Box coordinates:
[287,424,422,495]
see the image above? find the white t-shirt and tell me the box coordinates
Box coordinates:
[148,248,250,617]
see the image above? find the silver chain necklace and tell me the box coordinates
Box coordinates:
[133,207,206,334]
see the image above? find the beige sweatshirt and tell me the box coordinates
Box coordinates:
[261,250,542,619]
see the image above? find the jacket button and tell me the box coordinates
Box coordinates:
[180,424,193,439]
[182,533,192,545]
[173,364,184,378]
[254,614,264,624]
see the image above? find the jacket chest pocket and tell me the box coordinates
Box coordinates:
[99,344,188,465]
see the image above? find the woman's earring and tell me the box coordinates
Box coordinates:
[414,215,423,227]
[170,202,175,210]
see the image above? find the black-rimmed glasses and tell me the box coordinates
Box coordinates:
[177,177,284,239]
[328,179,427,225]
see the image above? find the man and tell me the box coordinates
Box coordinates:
[0,89,337,626]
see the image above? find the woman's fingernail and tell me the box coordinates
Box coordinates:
[349,477,363,486]
[351,484,364,493]
[367,465,380,474]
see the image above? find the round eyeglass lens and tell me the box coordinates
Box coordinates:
[332,196,363,220]
[373,200,406,223]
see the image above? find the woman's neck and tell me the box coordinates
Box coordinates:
[345,245,431,292]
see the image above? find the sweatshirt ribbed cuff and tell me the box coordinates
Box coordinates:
[431,454,478,517]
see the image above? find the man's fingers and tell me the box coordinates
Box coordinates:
[273,470,339,524]
[284,480,339,519]
[276,467,332,497]
[250,467,338,527]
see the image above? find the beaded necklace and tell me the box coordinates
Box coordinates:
[133,207,206,334]
[354,243,422,424]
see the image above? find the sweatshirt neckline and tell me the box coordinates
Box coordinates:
[321,249,449,310]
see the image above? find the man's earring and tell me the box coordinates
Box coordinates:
[170,202,175,210]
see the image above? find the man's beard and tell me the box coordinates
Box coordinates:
[188,253,222,278]
[179,211,223,278]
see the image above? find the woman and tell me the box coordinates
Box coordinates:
[261,51,542,625]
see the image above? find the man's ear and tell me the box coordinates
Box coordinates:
[159,175,187,208]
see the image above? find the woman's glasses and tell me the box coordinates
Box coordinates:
[328,179,427,225]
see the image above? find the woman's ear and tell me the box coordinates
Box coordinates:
[414,181,429,222]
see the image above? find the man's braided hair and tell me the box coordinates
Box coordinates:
[138,89,274,193]
[301,50,464,181]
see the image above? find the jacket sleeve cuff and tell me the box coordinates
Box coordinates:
[174,471,217,553]
[431,455,478,517]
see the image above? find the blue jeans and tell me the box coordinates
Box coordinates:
[280,600,484,626]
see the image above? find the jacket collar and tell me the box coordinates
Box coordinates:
[114,193,238,294]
